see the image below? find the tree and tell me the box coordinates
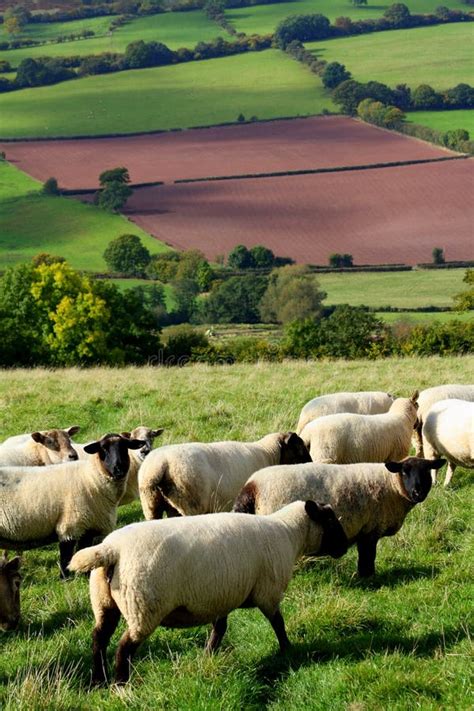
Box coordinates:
[249,245,275,268]
[322,62,351,89]
[383,3,411,26]
[351,0,367,6]
[175,250,211,290]
[453,269,474,311]
[4,16,21,35]
[259,265,326,324]
[332,79,368,115]
[442,128,470,150]
[412,84,442,110]
[432,247,445,265]
[171,278,200,322]
[201,275,268,323]
[274,14,331,49]
[124,40,174,69]
[99,167,131,186]
[97,167,132,212]
[4,5,30,26]
[146,252,180,282]
[42,177,60,195]
[227,244,255,269]
[103,234,151,275]
[329,253,353,267]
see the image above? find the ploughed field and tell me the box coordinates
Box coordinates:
[1,116,459,190]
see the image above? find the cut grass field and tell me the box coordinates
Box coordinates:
[0,161,169,271]
[408,109,474,135]
[0,50,334,139]
[0,359,472,710]
[306,23,474,89]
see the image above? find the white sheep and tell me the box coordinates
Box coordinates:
[300,393,419,464]
[68,499,348,684]
[233,456,444,576]
[296,391,394,434]
[138,432,311,519]
[422,399,474,486]
[414,384,474,456]
[0,433,145,578]
[0,426,81,467]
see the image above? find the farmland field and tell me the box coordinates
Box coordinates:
[376,310,473,323]
[306,24,474,89]
[0,161,168,271]
[0,14,114,43]
[115,159,474,265]
[0,360,472,710]
[0,51,334,139]
[1,116,458,190]
[408,109,474,135]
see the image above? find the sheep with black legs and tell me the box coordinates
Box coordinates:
[0,426,80,467]
[0,433,145,578]
[422,399,474,486]
[68,499,348,685]
[414,384,474,456]
[296,391,394,434]
[233,457,444,577]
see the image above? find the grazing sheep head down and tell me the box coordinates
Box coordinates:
[120,426,164,461]
[84,434,146,480]
[279,432,312,464]
[0,552,21,632]
[31,426,81,463]
[305,500,348,558]
[385,457,445,503]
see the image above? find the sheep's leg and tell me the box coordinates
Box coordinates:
[59,540,76,579]
[77,529,100,551]
[114,629,143,685]
[356,533,378,577]
[205,616,228,653]
[413,421,424,457]
[444,462,456,487]
[263,608,290,653]
[91,604,121,686]
[164,500,181,518]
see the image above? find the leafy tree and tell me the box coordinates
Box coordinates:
[357,98,404,128]
[4,16,21,35]
[124,40,174,69]
[237,113,246,122]
[146,252,180,282]
[42,177,60,195]
[171,278,200,322]
[332,80,368,114]
[260,265,326,324]
[196,261,213,292]
[443,83,474,109]
[329,253,353,267]
[103,234,151,275]
[249,245,275,268]
[99,167,131,186]
[432,247,445,265]
[16,57,74,88]
[442,128,470,150]
[393,83,412,111]
[322,62,351,89]
[412,84,442,109]
[201,275,268,323]
[274,14,331,49]
[97,167,132,212]
[175,250,211,291]
[227,244,255,269]
[4,5,30,26]
[383,3,411,26]
[31,253,65,266]
[453,269,474,311]
[163,324,209,363]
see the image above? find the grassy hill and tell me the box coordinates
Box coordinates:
[408,109,474,135]
[0,50,334,138]
[0,161,169,270]
[0,359,472,710]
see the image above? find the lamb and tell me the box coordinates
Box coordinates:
[300,393,419,464]
[0,433,145,578]
[0,426,81,467]
[138,432,311,519]
[296,391,395,434]
[422,399,474,486]
[0,552,21,631]
[68,499,348,684]
[414,384,474,456]
[233,456,444,577]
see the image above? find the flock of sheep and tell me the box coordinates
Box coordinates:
[0,382,472,686]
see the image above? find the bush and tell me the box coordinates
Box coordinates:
[103,234,151,276]
[322,62,351,89]
[432,247,445,265]
[274,14,331,49]
[200,275,268,323]
[42,177,60,195]
[163,324,209,364]
[329,253,353,268]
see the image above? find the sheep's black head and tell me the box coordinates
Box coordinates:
[305,500,348,559]
[279,432,312,465]
[31,426,81,463]
[0,553,21,632]
[120,426,164,462]
[385,457,445,503]
[84,433,146,480]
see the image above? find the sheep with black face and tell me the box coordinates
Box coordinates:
[0,552,21,632]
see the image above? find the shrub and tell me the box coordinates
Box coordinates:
[163,324,209,364]
[432,247,445,265]
[274,13,331,49]
[42,177,60,195]
[103,234,151,276]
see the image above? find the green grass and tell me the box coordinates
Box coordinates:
[408,109,474,135]
[306,23,474,89]
[105,277,176,310]
[0,161,169,271]
[0,15,115,43]
[0,359,472,710]
[377,310,474,324]
[0,50,334,138]
[225,0,468,36]
[317,269,468,309]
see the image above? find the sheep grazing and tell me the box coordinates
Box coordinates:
[68,500,348,684]
[0,552,21,631]
[0,433,145,578]
[300,393,419,464]
[422,399,474,486]
[234,456,444,577]
[138,432,311,519]
[0,426,81,467]
[414,384,474,456]
[296,391,394,434]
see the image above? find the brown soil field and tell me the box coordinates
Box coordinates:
[0,117,458,190]
[109,159,473,265]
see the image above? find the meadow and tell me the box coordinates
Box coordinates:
[408,109,474,135]
[306,23,474,89]
[0,359,472,710]
[0,14,114,43]
[0,50,333,139]
[0,161,168,271]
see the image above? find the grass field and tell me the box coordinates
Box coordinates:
[376,310,473,324]
[306,23,474,89]
[225,0,467,36]
[0,161,169,271]
[0,359,472,710]
[408,109,474,135]
[0,14,114,43]
[0,51,334,138]
[105,277,176,310]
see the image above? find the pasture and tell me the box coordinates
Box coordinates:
[376,310,473,324]
[0,359,472,710]
[408,109,474,135]
[0,161,168,271]
[306,23,474,89]
[0,14,114,43]
[0,51,333,139]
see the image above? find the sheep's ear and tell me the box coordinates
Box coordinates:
[151,428,164,439]
[430,458,446,470]
[120,431,132,439]
[127,439,147,450]
[31,432,46,444]
[282,432,299,445]
[410,390,419,403]
[385,461,403,473]
[67,426,81,436]
[305,500,325,522]
[84,441,101,455]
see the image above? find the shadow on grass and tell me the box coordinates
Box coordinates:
[351,564,440,589]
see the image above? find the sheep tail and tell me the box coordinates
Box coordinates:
[68,543,117,574]
[233,481,257,514]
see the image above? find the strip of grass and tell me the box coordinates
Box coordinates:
[0,161,169,271]
[0,51,334,138]
[306,23,474,89]
[407,109,474,135]
[0,359,472,710]
[106,277,176,310]
[225,0,467,36]
[377,310,473,323]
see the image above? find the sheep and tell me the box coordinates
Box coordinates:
[138,432,312,519]
[296,391,395,434]
[0,426,81,467]
[0,433,145,578]
[233,456,444,577]
[75,426,164,506]
[422,399,474,486]
[68,499,348,684]
[0,551,21,632]
[414,384,474,456]
[300,393,419,464]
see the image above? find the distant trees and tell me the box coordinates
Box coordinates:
[453,269,474,311]
[96,167,133,212]
[274,14,331,49]
[42,177,60,195]
[201,275,268,323]
[15,57,75,88]
[329,253,353,268]
[227,244,293,270]
[124,40,174,69]
[432,247,445,265]
[383,2,411,25]
[322,62,351,89]
[357,98,405,128]
[103,234,151,276]
[259,265,327,324]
